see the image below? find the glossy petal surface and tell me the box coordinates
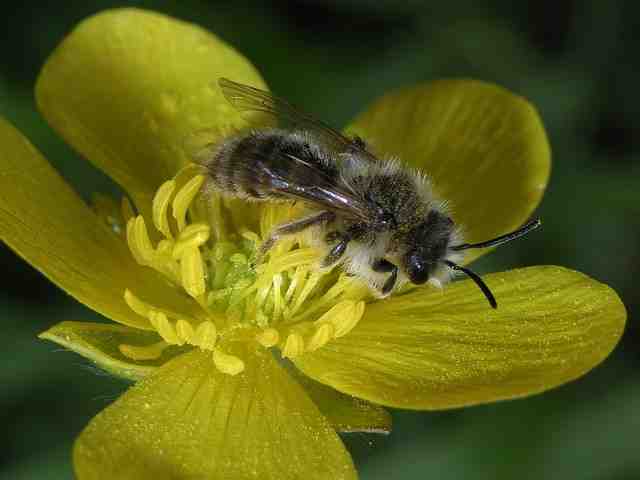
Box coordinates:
[74,348,356,480]
[36,8,266,212]
[39,321,189,381]
[292,367,391,433]
[294,266,625,410]
[0,118,199,329]
[347,80,551,264]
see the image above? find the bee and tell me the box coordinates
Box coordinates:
[203,78,541,308]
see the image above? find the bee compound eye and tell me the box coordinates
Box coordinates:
[406,253,430,284]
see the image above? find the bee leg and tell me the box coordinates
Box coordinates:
[372,259,398,295]
[256,210,335,263]
[324,231,342,244]
[321,234,351,267]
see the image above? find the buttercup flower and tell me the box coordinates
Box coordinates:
[0,8,626,480]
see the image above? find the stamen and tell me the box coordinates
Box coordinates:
[315,300,365,338]
[258,248,320,283]
[151,311,181,345]
[175,319,195,343]
[152,180,176,239]
[213,347,245,375]
[180,246,206,298]
[256,328,280,348]
[284,267,305,304]
[124,289,151,318]
[126,216,155,265]
[290,272,322,316]
[192,321,218,350]
[306,323,334,352]
[172,175,205,232]
[272,274,284,320]
[282,332,305,359]
[172,224,210,260]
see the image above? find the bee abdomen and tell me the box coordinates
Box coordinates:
[205,130,338,202]
[204,131,277,200]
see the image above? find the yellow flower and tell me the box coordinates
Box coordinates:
[0,8,626,480]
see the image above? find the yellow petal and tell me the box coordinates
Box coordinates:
[0,118,200,329]
[294,266,625,410]
[38,321,188,381]
[346,80,550,264]
[74,348,356,480]
[290,367,391,434]
[36,8,266,213]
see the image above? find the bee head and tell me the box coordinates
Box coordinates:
[403,210,454,284]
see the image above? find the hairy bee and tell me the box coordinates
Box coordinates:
[203,78,540,308]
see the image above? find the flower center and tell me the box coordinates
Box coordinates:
[119,167,370,374]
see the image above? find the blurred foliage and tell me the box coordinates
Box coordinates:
[0,1,638,479]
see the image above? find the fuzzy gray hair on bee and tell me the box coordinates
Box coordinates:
[201,78,541,308]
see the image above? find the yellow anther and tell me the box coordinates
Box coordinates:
[315,300,354,324]
[125,218,143,265]
[282,333,305,359]
[213,348,245,375]
[124,289,151,318]
[193,321,218,350]
[307,323,334,352]
[256,328,279,348]
[180,246,206,298]
[152,312,181,345]
[152,180,176,239]
[175,319,195,343]
[172,174,205,232]
[156,239,174,257]
[172,223,210,260]
[119,341,169,361]
[331,301,365,338]
[128,216,155,264]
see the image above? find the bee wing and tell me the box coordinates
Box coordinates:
[283,155,373,220]
[218,78,377,161]
[242,149,372,221]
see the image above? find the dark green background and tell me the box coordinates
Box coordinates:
[1,1,638,479]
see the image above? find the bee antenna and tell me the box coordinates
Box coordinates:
[444,260,497,309]
[450,218,541,252]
